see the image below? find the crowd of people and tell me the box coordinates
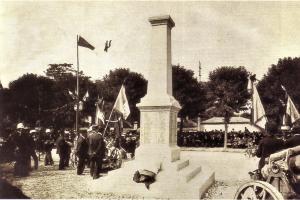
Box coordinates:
[177,129,264,148]
[2,120,299,184]
[0,122,140,180]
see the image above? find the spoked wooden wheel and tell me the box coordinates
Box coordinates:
[234,181,284,200]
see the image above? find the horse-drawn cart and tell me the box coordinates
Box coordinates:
[235,145,300,200]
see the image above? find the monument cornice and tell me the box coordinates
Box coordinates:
[137,105,181,112]
[148,15,175,29]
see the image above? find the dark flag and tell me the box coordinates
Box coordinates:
[78,36,95,50]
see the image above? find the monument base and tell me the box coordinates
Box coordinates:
[88,150,215,199]
[135,144,180,164]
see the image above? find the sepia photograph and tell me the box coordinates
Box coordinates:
[0,1,300,199]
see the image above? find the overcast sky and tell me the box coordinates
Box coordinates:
[1,1,300,88]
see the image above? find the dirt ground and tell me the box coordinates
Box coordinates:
[180,151,258,199]
[3,149,257,199]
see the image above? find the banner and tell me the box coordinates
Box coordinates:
[252,84,268,129]
[113,85,130,120]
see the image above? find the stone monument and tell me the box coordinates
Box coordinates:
[135,15,181,165]
[89,15,215,199]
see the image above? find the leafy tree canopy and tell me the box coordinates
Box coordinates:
[207,66,250,122]
[258,57,300,124]
[95,68,147,123]
[172,65,207,119]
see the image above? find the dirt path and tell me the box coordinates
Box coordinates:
[8,150,257,199]
[181,151,258,199]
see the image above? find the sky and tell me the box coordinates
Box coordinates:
[1,1,300,88]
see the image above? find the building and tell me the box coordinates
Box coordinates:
[200,116,262,132]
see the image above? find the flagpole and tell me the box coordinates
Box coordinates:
[250,78,254,124]
[103,107,114,137]
[103,84,123,136]
[76,35,80,135]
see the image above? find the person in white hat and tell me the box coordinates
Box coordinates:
[16,123,25,129]
[44,128,54,166]
[13,122,35,176]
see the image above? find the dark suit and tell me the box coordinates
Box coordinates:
[56,136,69,170]
[76,135,88,175]
[28,135,38,170]
[13,132,32,176]
[256,135,285,170]
[285,134,300,148]
[88,132,105,179]
[44,134,54,166]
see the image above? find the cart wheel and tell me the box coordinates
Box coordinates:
[234,181,284,200]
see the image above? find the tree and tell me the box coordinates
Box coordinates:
[207,66,250,148]
[95,68,147,124]
[258,57,300,127]
[172,65,207,132]
[45,63,81,80]
[45,63,97,129]
[7,74,55,127]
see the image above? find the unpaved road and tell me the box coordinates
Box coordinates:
[5,150,257,199]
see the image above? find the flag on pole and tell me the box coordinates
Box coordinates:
[286,95,300,124]
[95,102,105,125]
[78,36,95,50]
[83,91,89,101]
[252,84,268,129]
[281,85,287,92]
[282,113,287,126]
[247,77,252,91]
[68,90,76,99]
[113,85,130,120]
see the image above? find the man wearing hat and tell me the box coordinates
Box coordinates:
[28,129,38,170]
[87,125,105,179]
[12,123,32,176]
[44,129,54,166]
[256,121,285,172]
[56,130,71,170]
[76,128,89,175]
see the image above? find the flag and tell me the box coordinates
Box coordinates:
[252,84,268,129]
[247,77,252,91]
[95,103,105,125]
[83,91,89,101]
[281,85,287,92]
[78,36,95,50]
[113,85,130,120]
[68,90,76,99]
[286,95,300,124]
[282,113,287,126]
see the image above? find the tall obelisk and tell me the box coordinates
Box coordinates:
[136,15,181,165]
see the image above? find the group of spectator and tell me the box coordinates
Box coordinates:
[177,130,264,148]
[0,123,76,177]
[0,121,141,180]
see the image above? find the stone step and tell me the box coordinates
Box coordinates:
[161,158,189,171]
[144,166,214,199]
[174,159,189,171]
[184,167,215,199]
[177,163,202,183]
